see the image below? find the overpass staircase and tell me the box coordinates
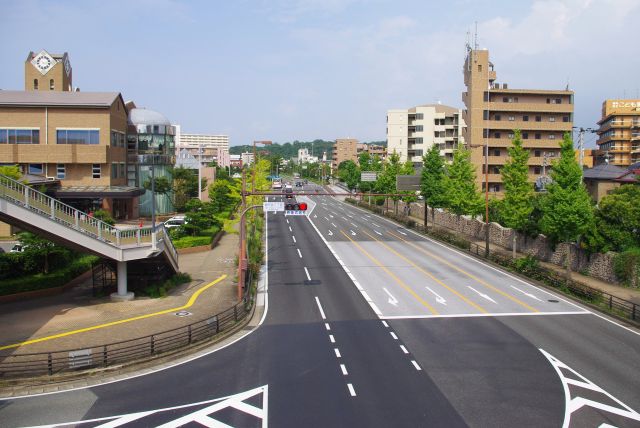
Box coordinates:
[0,174,179,298]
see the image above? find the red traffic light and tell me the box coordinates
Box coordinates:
[299,202,307,211]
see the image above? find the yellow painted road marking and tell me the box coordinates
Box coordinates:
[387,230,538,312]
[340,230,439,315]
[0,274,228,351]
[362,230,487,313]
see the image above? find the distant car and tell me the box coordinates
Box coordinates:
[284,187,293,199]
[10,244,26,253]
[164,215,186,229]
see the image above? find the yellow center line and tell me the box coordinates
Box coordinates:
[340,230,439,315]
[387,230,539,312]
[362,230,487,313]
[0,274,228,351]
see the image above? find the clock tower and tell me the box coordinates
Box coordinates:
[25,50,73,92]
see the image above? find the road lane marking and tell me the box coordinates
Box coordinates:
[286,219,289,224]
[331,222,337,228]
[382,311,589,319]
[362,230,487,314]
[328,230,333,236]
[289,226,292,232]
[467,286,497,303]
[325,323,331,330]
[340,230,439,315]
[342,216,348,221]
[315,296,326,319]
[329,335,335,343]
[411,360,422,371]
[292,235,296,243]
[386,230,537,312]
[297,248,302,258]
[390,332,398,340]
[347,383,356,396]
[510,285,543,302]
[397,230,407,235]
[350,222,358,228]
[334,348,341,358]
[324,216,330,221]
[400,345,409,354]
[382,321,389,328]
[340,364,348,375]
[372,222,381,227]
[304,267,311,281]
[425,286,447,305]
[383,288,399,307]
[349,230,356,236]
[375,230,383,235]
[0,274,229,351]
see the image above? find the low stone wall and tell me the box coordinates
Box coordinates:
[384,199,619,284]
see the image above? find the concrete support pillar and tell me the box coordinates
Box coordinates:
[111,260,134,301]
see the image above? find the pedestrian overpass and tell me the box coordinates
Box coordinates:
[0,174,179,300]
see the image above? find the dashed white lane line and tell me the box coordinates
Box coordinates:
[398,230,407,236]
[304,267,311,281]
[382,321,389,328]
[372,222,381,227]
[331,222,337,228]
[334,348,342,358]
[315,296,326,320]
[297,248,302,258]
[390,332,398,340]
[411,360,422,371]
[289,226,292,232]
[325,323,331,331]
[400,345,409,354]
[340,364,348,375]
[329,335,335,343]
[347,383,356,396]
[350,222,358,228]
[286,219,289,224]
[292,235,297,243]
[374,230,382,236]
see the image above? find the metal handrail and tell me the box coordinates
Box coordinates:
[0,297,252,378]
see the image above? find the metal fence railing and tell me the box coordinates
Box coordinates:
[0,298,252,378]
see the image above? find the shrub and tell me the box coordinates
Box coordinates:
[141,272,191,298]
[613,247,640,287]
[513,255,540,275]
[173,235,213,249]
[93,209,116,226]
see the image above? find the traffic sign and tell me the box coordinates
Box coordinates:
[396,175,421,191]
[361,171,377,182]
[285,210,307,216]
[263,201,285,212]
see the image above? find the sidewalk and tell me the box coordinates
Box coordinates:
[0,230,240,355]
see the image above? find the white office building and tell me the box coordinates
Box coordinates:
[297,148,319,164]
[387,104,465,166]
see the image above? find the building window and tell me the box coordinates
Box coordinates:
[56,164,65,179]
[534,150,542,157]
[546,98,550,104]
[534,166,541,175]
[563,116,570,122]
[549,116,556,122]
[493,149,500,156]
[494,132,501,138]
[549,134,556,140]
[523,132,529,139]
[119,163,125,178]
[508,116,515,121]
[555,98,561,104]
[478,64,482,72]
[483,110,490,120]
[508,133,514,139]
[0,129,40,144]
[490,184,501,192]
[49,79,54,90]
[535,115,542,122]
[33,79,38,90]
[111,131,125,147]
[535,133,541,139]
[494,114,501,121]
[57,129,100,145]
[92,164,101,179]
[111,163,118,179]
[523,115,529,121]
[28,164,43,175]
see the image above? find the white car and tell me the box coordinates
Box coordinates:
[164,216,186,229]
[10,244,26,253]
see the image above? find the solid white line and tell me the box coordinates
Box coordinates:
[315,296,326,320]
[325,323,331,331]
[297,248,302,258]
[304,267,311,281]
[340,364,348,375]
[411,360,422,371]
[360,290,372,301]
[292,235,296,243]
[334,348,341,358]
[369,302,383,316]
[347,383,356,396]
[390,332,398,340]
[382,321,389,327]
[381,311,590,320]
[329,334,335,343]
[400,345,409,354]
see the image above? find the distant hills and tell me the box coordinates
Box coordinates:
[229,139,386,159]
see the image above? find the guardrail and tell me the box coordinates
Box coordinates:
[0,298,252,379]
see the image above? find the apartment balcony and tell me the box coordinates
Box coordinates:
[488,102,573,114]
[632,120,640,128]
[0,144,115,164]
[483,138,564,149]
[486,120,573,131]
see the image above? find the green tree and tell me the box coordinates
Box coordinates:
[17,232,57,274]
[399,160,417,212]
[337,160,360,191]
[540,132,595,278]
[593,185,640,252]
[500,130,534,258]
[421,145,447,230]
[375,152,402,212]
[0,165,22,180]
[442,144,483,216]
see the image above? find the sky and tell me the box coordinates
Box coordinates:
[1,0,638,148]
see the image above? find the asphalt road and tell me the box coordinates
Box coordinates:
[1,182,639,427]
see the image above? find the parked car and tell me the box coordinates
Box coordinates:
[10,244,26,253]
[164,215,186,229]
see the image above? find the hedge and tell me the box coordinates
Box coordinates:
[173,235,214,249]
[0,255,98,296]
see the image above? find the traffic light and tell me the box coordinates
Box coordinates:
[299,202,307,211]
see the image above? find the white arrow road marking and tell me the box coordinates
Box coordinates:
[350,230,356,236]
[313,214,317,218]
[510,285,543,302]
[467,286,497,303]
[397,230,407,236]
[329,214,334,218]
[328,230,333,236]
[331,222,337,228]
[324,216,330,221]
[374,230,383,235]
[425,286,447,305]
[383,288,399,306]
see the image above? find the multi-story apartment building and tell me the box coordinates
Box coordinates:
[174,128,230,168]
[331,138,387,170]
[387,104,465,166]
[297,148,319,164]
[462,48,574,194]
[595,99,640,166]
[241,151,254,166]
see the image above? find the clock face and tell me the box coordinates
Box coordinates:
[31,51,55,75]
